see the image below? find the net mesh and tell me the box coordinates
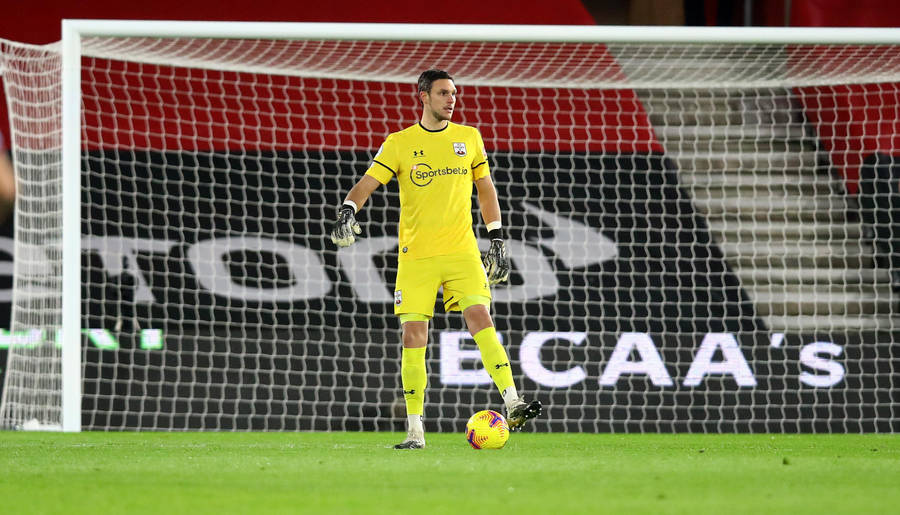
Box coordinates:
[1,32,898,432]
[0,40,64,430]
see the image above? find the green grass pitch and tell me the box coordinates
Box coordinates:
[2,432,898,514]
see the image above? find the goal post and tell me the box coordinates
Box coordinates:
[60,20,83,433]
[1,20,899,432]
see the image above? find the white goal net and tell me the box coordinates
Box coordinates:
[1,23,898,432]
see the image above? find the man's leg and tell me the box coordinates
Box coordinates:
[393,255,440,449]
[395,317,429,449]
[462,302,542,431]
[462,303,515,399]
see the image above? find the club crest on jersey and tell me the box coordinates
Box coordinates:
[394,290,403,305]
[453,142,467,156]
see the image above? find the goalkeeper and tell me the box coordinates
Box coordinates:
[331,69,541,449]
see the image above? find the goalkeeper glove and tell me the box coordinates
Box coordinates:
[483,228,510,285]
[330,204,362,247]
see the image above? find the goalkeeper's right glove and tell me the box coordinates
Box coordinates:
[330,204,362,247]
[483,229,510,285]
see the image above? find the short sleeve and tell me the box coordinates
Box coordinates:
[364,134,399,185]
[470,128,490,181]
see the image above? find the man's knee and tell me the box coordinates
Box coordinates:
[463,303,493,335]
[401,319,429,348]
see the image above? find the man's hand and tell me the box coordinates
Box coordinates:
[330,205,362,247]
[483,229,510,285]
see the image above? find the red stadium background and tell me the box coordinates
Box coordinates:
[3,0,900,191]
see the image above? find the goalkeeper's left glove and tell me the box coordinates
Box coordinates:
[483,229,510,285]
[330,204,362,247]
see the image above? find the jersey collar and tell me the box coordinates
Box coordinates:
[418,121,449,133]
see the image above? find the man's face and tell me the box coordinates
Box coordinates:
[422,78,457,121]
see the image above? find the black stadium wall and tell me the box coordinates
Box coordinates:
[81,149,759,335]
[66,148,891,432]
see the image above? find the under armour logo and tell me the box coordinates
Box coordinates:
[413,149,425,157]
[403,389,416,395]
[495,363,510,370]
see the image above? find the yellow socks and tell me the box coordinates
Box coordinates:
[401,329,515,421]
[473,327,515,396]
[400,346,427,418]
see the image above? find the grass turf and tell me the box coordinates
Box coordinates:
[1,432,898,514]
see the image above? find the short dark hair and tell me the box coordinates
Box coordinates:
[417,69,454,94]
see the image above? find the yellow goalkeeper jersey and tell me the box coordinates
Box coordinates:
[365,121,490,261]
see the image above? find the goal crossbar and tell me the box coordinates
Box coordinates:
[64,20,900,45]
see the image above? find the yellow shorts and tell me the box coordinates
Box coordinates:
[394,251,491,317]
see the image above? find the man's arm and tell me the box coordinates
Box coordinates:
[475,175,501,227]
[331,175,382,247]
[475,176,509,285]
[0,152,14,225]
[345,175,382,210]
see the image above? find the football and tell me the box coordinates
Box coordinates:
[465,409,510,449]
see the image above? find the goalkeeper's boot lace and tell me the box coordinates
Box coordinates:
[506,398,542,431]
[393,432,425,450]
